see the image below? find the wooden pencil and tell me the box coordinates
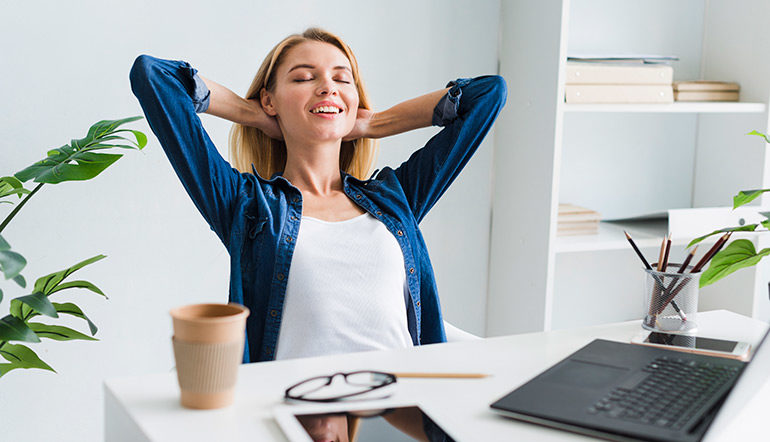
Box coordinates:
[660,233,672,271]
[624,231,653,270]
[392,372,489,379]
[656,235,667,271]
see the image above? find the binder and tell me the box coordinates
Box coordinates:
[566,62,673,85]
[565,85,674,104]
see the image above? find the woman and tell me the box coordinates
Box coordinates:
[129,27,504,368]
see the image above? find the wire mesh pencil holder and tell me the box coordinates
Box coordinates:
[642,263,699,333]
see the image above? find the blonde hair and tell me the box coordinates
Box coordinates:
[229,28,378,180]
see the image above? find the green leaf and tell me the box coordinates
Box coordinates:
[14,292,58,318]
[0,250,27,280]
[0,288,3,304]
[33,255,107,295]
[700,239,770,287]
[9,299,24,319]
[0,235,9,251]
[748,130,770,144]
[27,323,97,341]
[16,152,123,184]
[687,224,758,248]
[0,315,40,342]
[763,219,770,230]
[52,302,98,335]
[14,116,146,184]
[0,176,29,200]
[0,343,55,378]
[13,274,26,288]
[49,280,106,298]
[733,189,770,209]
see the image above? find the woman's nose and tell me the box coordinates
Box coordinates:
[316,78,338,96]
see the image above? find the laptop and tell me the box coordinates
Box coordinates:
[490,325,769,441]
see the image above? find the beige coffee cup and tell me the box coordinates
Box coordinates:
[170,303,250,409]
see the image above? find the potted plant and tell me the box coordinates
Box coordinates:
[0,117,146,377]
[688,130,770,288]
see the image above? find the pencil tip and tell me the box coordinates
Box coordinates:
[624,230,630,239]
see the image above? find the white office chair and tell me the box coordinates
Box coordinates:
[443,321,482,342]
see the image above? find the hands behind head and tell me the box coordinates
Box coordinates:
[248,98,375,142]
[248,98,284,140]
[343,108,375,142]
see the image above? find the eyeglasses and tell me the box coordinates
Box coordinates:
[284,370,397,403]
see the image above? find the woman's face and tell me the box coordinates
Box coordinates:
[262,40,359,144]
[296,413,349,442]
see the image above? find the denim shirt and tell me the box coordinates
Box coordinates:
[129,54,507,364]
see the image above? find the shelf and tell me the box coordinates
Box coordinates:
[563,102,766,114]
[554,219,722,253]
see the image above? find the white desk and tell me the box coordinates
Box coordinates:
[104,310,769,441]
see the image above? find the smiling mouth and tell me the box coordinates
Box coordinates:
[310,105,343,114]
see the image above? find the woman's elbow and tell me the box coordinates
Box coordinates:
[486,75,508,108]
[129,54,158,93]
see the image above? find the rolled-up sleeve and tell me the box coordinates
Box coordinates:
[393,75,507,223]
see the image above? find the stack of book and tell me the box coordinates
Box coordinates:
[565,55,675,104]
[673,81,740,102]
[557,204,601,236]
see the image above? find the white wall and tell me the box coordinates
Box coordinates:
[0,0,500,440]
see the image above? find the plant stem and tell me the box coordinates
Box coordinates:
[0,182,44,235]
[0,341,6,351]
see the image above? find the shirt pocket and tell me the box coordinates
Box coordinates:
[243,215,268,272]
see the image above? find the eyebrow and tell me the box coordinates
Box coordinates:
[287,64,352,73]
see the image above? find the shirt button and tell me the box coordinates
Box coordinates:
[290,215,298,221]
[409,267,415,274]
[286,236,293,243]
[416,301,421,307]
[276,273,285,281]
[355,194,362,199]
[397,230,404,236]
[376,211,382,216]
[270,310,278,317]
[292,197,299,203]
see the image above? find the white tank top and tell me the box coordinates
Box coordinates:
[274,212,414,360]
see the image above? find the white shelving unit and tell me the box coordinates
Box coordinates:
[487,0,770,336]
[564,102,766,113]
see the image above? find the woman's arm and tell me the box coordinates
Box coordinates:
[198,76,283,139]
[129,55,245,247]
[354,87,450,140]
[390,76,508,223]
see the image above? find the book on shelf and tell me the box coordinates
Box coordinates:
[558,204,600,236]
[672,81,740,102]
[567,54,679,64]
[566,61,673,84]
[565,84,673,104]
[673,81,739,92]
[674,91,739,102]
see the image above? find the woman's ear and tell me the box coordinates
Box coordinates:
[260,88,278,117]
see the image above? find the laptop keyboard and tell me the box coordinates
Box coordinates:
[587,356,740,430]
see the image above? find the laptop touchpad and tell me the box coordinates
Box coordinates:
[542,360,629,389]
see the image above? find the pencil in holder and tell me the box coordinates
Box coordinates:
[642,263,699,333]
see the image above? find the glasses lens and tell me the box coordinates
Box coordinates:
[289,376,331,398]
[288,372,396,402]
[346,371,391,387]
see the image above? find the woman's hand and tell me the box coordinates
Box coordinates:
[246,98,283,140]
[343,108,375,141]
